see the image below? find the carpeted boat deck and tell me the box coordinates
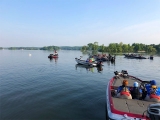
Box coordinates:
[112,97,155,115]
[112,76,156,115]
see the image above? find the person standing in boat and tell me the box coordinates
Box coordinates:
[54,50,58,56]
[144,80,160,102]
[130,82,142,99]
[116,80,132,99]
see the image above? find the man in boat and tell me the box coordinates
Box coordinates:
[116,80,132,99]
[54,50,58,56]
[144,80,160,102]
[86,58,89,62]
[130,82,142,99]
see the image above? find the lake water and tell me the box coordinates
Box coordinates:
[0,50,160,120]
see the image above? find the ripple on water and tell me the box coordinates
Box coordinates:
[0,50,160,119]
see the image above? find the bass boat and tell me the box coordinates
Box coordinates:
[106,70,160,120]
[48,54,58,58]
[75,57,103,67]
[124,54,147,59]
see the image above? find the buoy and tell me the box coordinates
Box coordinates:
[29,54,32,56]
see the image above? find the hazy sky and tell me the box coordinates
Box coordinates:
[0,0,160,47]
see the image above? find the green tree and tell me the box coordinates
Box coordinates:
[87,43,93,50]
[92,42,98,51]
[81,46,88,51]
[99,44,106,52]
[122,44,128,52]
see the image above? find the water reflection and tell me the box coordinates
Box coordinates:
[75,64,103,73]
[110,60,115,65]
[49,58,58,63]
[97,66,103,73]
[104,60,115,66]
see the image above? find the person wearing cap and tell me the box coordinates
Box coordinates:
[145,80,157,95]
[117,80,130,93]
[130,82,142,99]
[144,80,160,102]
[116,80,132,99]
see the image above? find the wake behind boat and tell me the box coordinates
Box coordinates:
[106,70,160,120]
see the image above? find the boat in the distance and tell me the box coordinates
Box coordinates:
[91,54,115,62]
[106,70,160,120]
[48,54,58,58]
[124,54,147,59]
[48,50,58,58]
[75,56,103,67]
[150,55,154,60]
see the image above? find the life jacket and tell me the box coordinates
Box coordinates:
[120,91,130,96]
[150,94,160,100]
[89,59,92,63]
[131,87,141,99]
[148,86,160,95]
[118,86,132,99]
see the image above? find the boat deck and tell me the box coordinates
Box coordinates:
[111,76,156,116]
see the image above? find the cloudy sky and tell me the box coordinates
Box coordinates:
[0,0,160,47]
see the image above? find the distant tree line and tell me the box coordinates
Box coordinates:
[8,47,40,50]
[60,46,81,50]
[40,46,81,50]
[40,46,60,50]
[1,46,81,50]
[0,47,3,49]
[2,42,160,53]
[81,42,160,53]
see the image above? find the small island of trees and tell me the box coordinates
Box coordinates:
[40,46,60,50]
[81,42,160,53]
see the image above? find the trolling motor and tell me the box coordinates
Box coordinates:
[147,103,160,120]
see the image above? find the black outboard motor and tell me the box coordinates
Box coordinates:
[147,103,160,120]
[150,55,153,60]
[121,70,128,75]
[111,57,115,62]
[121,70,128,78]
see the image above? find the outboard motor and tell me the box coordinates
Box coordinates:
[147,103,160,120]
[150,55,153,60]
[121,70,128,78]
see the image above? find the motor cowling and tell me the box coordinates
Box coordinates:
[147,103,160,120]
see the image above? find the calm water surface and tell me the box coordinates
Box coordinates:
[0,50,160,120]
